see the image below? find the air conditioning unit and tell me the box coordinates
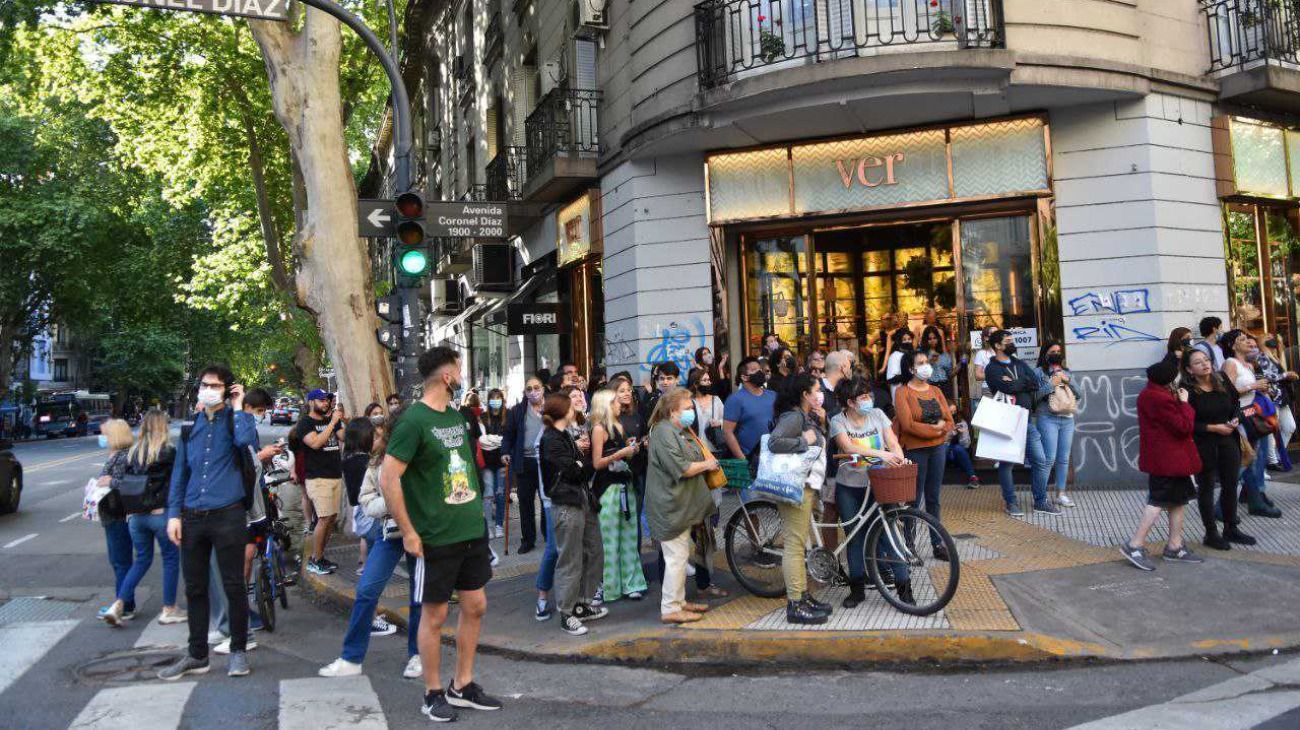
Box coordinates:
[470,243,514,292]
[540,60,564,97]
[574,0,608,36]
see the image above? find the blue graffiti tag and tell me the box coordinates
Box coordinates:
[1068,288,1152,316]
[643,318,707,374]
[1072,318,1161,346]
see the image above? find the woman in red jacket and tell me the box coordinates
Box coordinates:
[1119,358,1205,571]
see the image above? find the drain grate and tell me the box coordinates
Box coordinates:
[0,596,80,626]
[76,649,185,684]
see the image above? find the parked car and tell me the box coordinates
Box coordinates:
[270,406,300,425]
[0,438,21,514]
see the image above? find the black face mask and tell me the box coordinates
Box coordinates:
[698,383,712,395]
[1180,338,1193,349]
[1046,353,1064,366]
[1266,340,1280,350]
[899,342,914,352]
[1003,343,1018,356]
[748,371,767,388]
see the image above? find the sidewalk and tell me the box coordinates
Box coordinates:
[307,477,1300,668]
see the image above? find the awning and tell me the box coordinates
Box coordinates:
[506,266,556,305]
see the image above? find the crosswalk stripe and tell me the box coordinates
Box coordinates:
[0,619,79,696]
[69,681,196,729]
[134,617,189,649]
[279,676,388,729]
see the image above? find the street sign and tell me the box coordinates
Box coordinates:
[357,199,507,239]
[93,0,289,22]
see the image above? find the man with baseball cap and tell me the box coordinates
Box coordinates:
[295,388,347,574]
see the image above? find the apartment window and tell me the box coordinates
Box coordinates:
[53,358,68,382]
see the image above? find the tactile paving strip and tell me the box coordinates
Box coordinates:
[0,596,80,626]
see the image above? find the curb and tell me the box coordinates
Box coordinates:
[302,569,1300,668]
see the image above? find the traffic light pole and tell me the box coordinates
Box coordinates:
[296,0,422,397]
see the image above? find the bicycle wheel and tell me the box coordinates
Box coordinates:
[255,558,276,632]
[865,506,959,616]
[723,499,786,599]
[273,547,290,609]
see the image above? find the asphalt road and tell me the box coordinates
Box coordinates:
[3,431,1300,729]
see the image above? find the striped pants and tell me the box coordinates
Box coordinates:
[599,483,647,600]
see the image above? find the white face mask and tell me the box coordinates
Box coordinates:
[197,388,223,408]
[915,364,934,381]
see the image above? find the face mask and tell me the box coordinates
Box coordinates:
[857,399,875,415]
[197,388,223,408]
[1181,339,1193,349]
[702,354,714,365]
[97,434,109,449]
[488,399,503,410]
[526,389,544,404]
[812,390,825,408]
[899,342,914,352]
[1246,351,1260,362]
[1266,340,1279,350]
[678,409,696,429]
[370,415,385,426]
[766,342,779,353]
[915,364,934,381]
[1046,353,1064,366]
[698,383,712,395]
[1003,343,1018,356]
[748,371,767,388]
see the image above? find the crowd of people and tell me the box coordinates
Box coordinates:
[78,307,1300,721]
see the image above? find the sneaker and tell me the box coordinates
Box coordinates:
[685,562,696,577]
[1224,527,1258,546]
[121,609,136,621]
[966,476,980,489]
[97,604,112,620]
[1203,533,1232,551]
[227,651,251,677]
[355,565,365,576]
[446,680,503,711]
[318,658,363,677]
[158,655,209,682]
[213,638,257,655]
[371,616,397,637]
[249,611,264,632]
[318,557,340,571]
[157,608,188,625]
[207,629,229,645]
[1033,501,1062,515]
[1162,546,1204,564]
[1120,543,1156,571]
[801,592,832,615]
[559,613,588,636]
[572,603,609,622]
[1005,501,1025,517]
[535,599,552,621]
[1056,494,1076,508]
[625,591,645,601]
[422,690,459,723]
[492,525,505,539]
[488,545,500,568]
[403,654,423,679]
[103,600,125,628]
[591,587,604,607]
[785,599,828,625]
[306,559,335,575]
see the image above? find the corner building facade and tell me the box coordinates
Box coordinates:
[385,0,1300,485]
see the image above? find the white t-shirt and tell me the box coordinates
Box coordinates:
[828,410,894,488]
[973,348,994,395]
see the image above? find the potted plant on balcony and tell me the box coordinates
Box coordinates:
[757,15,785,63]
[929,0,956,37]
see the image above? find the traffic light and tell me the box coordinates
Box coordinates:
[394,192,427,278]
[375,293,403,354]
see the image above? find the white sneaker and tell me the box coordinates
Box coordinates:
[685,563,696,578]
[403,654,423,679]
[157,608,188,625]
[213,638,258,655]
[318,658,363,677]
[489,545,500,568]
[1056,494,1076,508]
[207,630,229,645]
[493,525,505,539]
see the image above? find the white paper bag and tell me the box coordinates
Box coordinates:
[972,393,1020,437]
[976,406,1028,464]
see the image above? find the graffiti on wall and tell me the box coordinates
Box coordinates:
[1071,370,1146,486]
[1068,288,1152,316]
[604,317,709,375]
[1071,317,1161,345]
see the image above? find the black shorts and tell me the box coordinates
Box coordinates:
[1148,475,1196,508]
[414,536,493,604]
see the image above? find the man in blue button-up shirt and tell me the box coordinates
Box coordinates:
[159,365,259,682]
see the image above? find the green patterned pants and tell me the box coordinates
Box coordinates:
[599,483,648,600]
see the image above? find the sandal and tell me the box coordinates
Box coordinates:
[660,610,703,624]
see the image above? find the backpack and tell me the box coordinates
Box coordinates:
[181,411,257,510]
[118,447,174,514]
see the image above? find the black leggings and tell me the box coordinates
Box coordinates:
[1195,435,1239,536]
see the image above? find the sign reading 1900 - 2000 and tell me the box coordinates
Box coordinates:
[94,0,288,22]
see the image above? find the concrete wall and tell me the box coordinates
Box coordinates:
[600,153,714,381]
[1051,93,1228,486]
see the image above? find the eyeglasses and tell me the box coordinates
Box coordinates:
[199,382,224,390]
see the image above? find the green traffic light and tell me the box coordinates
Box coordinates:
[398,247,429,276]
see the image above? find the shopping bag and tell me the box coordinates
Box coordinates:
[82,478,110,522]
[976,407,1028,464]
[971,393,1021,437]
[749,435,818,505]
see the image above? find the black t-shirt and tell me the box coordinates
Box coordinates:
[293,414,344,479]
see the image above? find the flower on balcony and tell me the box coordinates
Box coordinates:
[756,14,786,63]
[930,0,956,35]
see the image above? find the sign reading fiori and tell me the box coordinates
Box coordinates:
[93,0,289,21]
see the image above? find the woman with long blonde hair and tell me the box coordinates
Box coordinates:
[590,389,647,603]
[102,411,184,627]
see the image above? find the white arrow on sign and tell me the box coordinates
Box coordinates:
[367,208,392,229]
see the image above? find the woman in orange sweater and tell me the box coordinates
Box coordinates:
[893,350,956,561]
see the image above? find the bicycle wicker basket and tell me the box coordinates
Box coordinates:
[869,462,918,504]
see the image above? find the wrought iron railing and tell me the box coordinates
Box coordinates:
[460,184,488,202]
[695,0,1004,88]
[486,146,527,201]
[1203,0,1300,72]
[524,86,602,178]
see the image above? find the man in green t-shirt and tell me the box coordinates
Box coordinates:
[381,346,502,722]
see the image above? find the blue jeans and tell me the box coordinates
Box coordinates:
[947,442,975,478]
[341,536,422,663]
[103,520,135,611]
[1242,434,1269,498]
[834,483,910,584]
[480,467,506,528]
[907,443,948,544]
[535,500,559,593]
[1036,414,1076,493]
[998,418,1049,507]
[119,513,179,607]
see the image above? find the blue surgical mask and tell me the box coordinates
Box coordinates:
[97,434,109,449]
[678,409,696,429]
[857,399,875,415]
[488,399,503,410]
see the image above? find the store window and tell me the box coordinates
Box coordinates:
[744,236,811,352]
[1225,202,1300,367]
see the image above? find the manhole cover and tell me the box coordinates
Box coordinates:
[0,596,80,626]
[76,649,184,684]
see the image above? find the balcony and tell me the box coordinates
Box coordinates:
[432,236,472,278]
[1204,0,1300,111]
[460,184,488,202]
[487,146,544,235]
[484,14,504,71]
[522,87,601,203]
[695,0,1004,89]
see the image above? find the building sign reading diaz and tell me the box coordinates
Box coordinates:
[835,153,905,189]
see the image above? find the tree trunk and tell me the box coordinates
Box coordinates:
[249,11,394,415]
[0,320,18,404]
